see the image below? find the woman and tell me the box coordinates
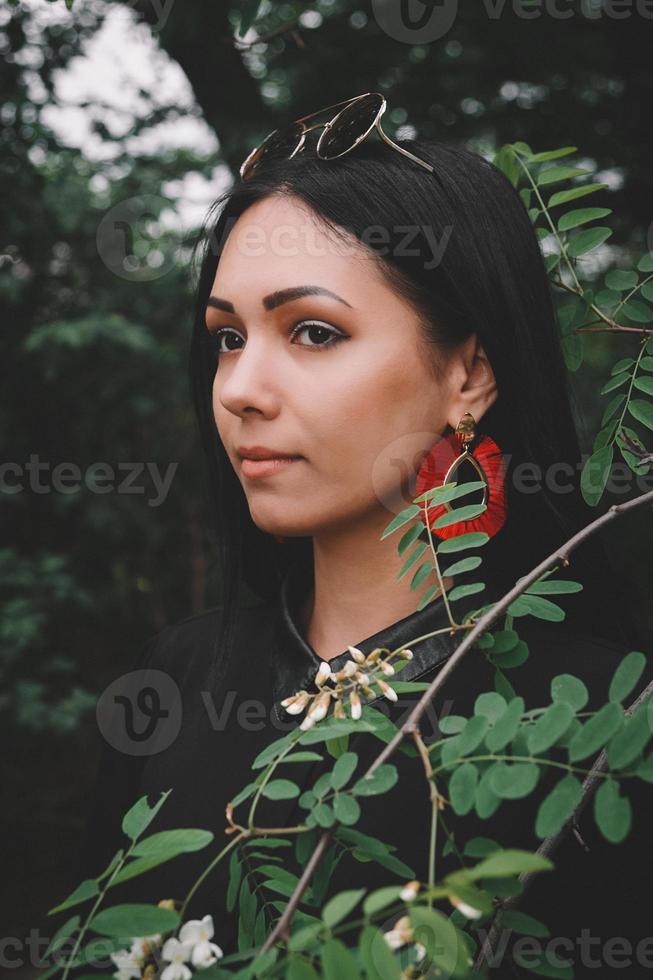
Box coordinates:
[78,98,649,978]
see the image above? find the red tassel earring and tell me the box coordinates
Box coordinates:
[415,412,507,539]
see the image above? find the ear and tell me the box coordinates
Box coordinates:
[446,333,498,429]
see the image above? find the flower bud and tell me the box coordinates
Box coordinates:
[353,670,369,685]
[300,713,317,731]
[347,644,366,664]
[333,698,346,719]
[399,880,420,902]
[450,895,483,919]
[365,648,381,665]
[281,690,310,715]
[307,690,331,722]
[315,662,333,686]
[378,679,398,703]
[379,660,395,676]
[399,648,414,660]
[349,691,362,720]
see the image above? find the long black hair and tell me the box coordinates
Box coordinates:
[188,137,640,688]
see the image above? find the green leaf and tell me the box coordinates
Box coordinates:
[410,561,432,590]
[457,714,490,755]
[474,762,502,819]
[121,791,170,841]
[47,878,99,915]
[463,837,500,858]
[581,444,615,503]
[551,674,588,711]
[352,764,398,796]
[449,762,478,815]
[525,579,583,595]
[567,226,612,257]
[415,480,486,505]
[557,207,611,231]
[314,803,336,827]
[594,779,632,844]
[561,331,584,371]
[333,794,361,825]
[490,762,539,799]
[568,701,624,763]
[322,889,366,929]
[475,692,507,723]
[527,702,574,754]
[600,370,630,394]
[501,909,550,937]
[607,701,652,769]
[508,594,566,621]
[634,376,653,395]
[446,582,486,603]
[331,751,358,790]
[226,849,241,913]
[433,503,487,529]
[43,915,80,958]
[409,907,470,976]
[535,774,582,838]
[528,147,577,163]
[262,779,300,800]
[441,555,483,577]
[622,299,653,323]
[397,522,423,555]
[299,719,376,744]
[131,828,213,859]
[548,183,608,208]
[609,651,647,703]
[359,925,401,980]
[605,269,639,291]
[602,393,626,426]
[537,166,590,186]
[470,849,553,879]
[491,641,529,670]
[252,731,296,769]
[486,697,525,752]
[628,399,653,431]
[437,531,489,553]
[381,505,421,539]
[90,904,179,937]
[362,886,403,916]
[398,542,427,580]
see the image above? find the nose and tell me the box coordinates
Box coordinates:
[215,336,282,418]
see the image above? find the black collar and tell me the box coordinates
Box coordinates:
[270,554,463,723]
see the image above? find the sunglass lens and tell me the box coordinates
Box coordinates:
[317,93,384,159]
[241,123,304,179]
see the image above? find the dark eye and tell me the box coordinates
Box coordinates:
[203,321,348,356]
[291,321,347,349]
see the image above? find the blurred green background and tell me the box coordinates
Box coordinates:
[2,0,652,962]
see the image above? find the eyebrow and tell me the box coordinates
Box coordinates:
[206,285,354,316]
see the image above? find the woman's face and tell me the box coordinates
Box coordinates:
[206,194,467,539]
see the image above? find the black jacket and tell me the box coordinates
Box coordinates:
[77,554,652,977]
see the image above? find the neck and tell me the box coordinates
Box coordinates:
[299,510,453,662]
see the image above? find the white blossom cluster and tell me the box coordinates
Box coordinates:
[110,914,223,980]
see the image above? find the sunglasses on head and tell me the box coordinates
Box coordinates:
[239,91,434,181]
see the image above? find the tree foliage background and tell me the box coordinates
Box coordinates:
[2,0,652,956]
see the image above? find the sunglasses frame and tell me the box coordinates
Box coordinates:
[239,92,435,180]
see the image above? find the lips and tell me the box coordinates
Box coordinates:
[236,446,301,461]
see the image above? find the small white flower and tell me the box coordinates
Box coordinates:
[379,660,395,676]
[110,947,142,980]
[378,679,398,703]
[400,648,414,660]
[179,915,224,968]
[347,645,366,664]
[353,670,369,685]
[349,691,362,720]
[160,937,194,980]
[315,662,333,686]
[282,690,310,715]
[335,660,357,680]
[307,690,331,722]
[399,880,420,902]
[383,915,413,950]
[450,895,483,919]
[299,713,317,731]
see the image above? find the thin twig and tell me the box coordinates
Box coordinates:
[258,488,653,951]
[260,828,335,951]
